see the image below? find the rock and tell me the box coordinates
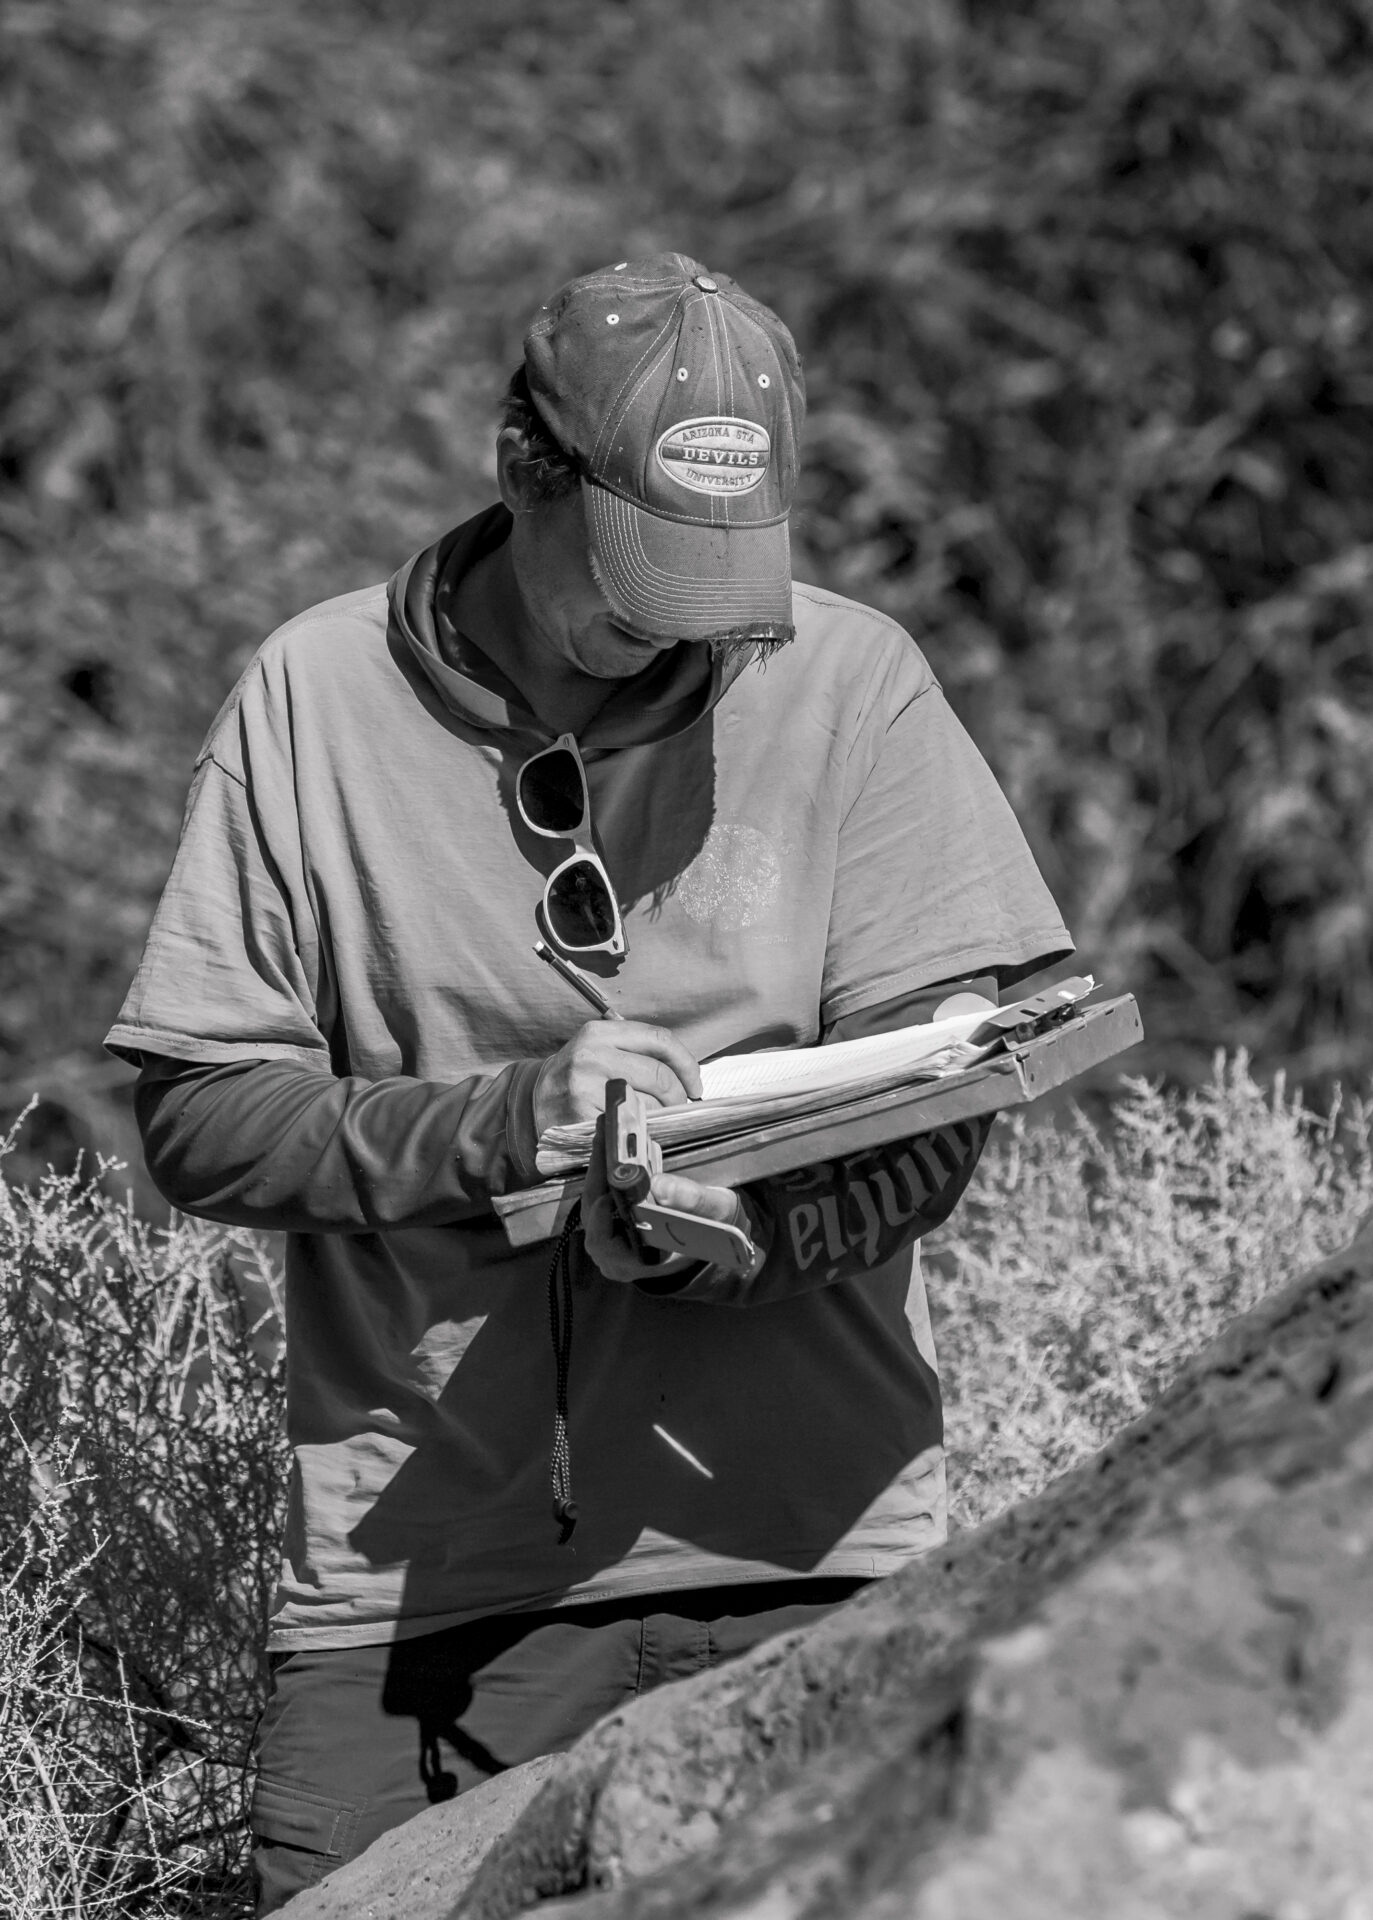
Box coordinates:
[277,1753,561,1920]
[291,1217,1373,1919]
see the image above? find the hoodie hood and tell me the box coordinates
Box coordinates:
[387,503,760,751]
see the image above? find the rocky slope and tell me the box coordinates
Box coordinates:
[284,1216,1373,1920]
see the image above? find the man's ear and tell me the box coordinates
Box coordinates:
[495,425,538,513]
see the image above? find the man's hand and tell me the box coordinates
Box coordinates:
[532,1020,703,1135]
[581,1118,747,1283]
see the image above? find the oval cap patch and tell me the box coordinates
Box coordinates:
[655,417,771,495]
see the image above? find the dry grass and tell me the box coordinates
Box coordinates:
[929,1054,1373,1528]
[0,1108,285,1918]
[2,1472,213,1918]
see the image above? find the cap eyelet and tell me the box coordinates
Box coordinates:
[676,367,688,381]
[606,313,620,325]
[757,373,771,388]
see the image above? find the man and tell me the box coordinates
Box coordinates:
[107,254,1071,1909]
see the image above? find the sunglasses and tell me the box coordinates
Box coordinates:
[516,733,627,956]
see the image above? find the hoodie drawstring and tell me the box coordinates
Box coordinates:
[548,1201,582,1543]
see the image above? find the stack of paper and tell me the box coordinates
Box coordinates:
[535,976,1096,1177]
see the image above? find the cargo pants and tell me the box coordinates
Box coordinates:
[252,1577,868,1913]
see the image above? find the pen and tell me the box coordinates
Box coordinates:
[533,939,625,1021]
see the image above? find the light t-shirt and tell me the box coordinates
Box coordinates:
[107,508,1071,1648]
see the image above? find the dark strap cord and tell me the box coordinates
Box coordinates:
[547,1200,582,1544]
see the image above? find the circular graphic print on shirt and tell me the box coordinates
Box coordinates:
[675,823,782,931]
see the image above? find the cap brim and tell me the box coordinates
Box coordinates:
[583,483,793,643]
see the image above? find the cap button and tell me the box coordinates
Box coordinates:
[693,275,718,293]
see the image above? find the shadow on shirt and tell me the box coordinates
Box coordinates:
[334,1222,942,1625]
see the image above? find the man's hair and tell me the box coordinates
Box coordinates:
[501,365,582,504]
[499,364,791,666]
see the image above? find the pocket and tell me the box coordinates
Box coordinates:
[251,1771,362,1903]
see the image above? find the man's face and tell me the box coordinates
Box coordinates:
[510,491,697,681]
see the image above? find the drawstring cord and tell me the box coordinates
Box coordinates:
[548,1200,582,1543]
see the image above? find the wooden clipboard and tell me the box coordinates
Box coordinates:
[493,993,1143,1250]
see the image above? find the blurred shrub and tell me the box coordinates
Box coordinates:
[2,0,1372,1167]
[0,1113,285,1915]
[930,1052,1373,1527]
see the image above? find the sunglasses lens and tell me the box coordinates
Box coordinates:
[519,748,586,835]
[546,860,619,948]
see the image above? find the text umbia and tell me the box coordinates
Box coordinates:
[777,1119,991,1277]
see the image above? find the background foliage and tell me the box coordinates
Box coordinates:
[3,0,1372,1180]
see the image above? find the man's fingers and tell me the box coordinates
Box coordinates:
[560,1053,689,1118]
[611,1054,693,1111]
[582,1173,746,1283]
[601,1023,703,1101]
[535,1019,705,1132]
[649,1173,742,1223]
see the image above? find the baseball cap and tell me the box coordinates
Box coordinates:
[522,252,805,643]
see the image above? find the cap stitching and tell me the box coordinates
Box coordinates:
[599,335,677,472]
[591,296,688,467]
[600,540,784,616]
[581,470,788,529]
[702,284,725,529]
[724,297,736,418]
[578,274,674,295]
[611,496,789,592]
[554,265,682,298]
[589,319,673,463]
[604,573,785,619]
[593,490,790,610]
[698,290,726,529]
[718,296,743,529]
[717,294,738,528]
[608,533,784,598]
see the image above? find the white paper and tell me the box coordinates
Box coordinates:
[535,976,1095,1177]
[697,1005,994,1101]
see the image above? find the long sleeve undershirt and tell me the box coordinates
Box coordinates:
[134,973,997,1299]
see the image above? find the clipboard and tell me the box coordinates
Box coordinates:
[493,992,1143,1249]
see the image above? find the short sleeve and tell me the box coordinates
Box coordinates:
[820,676,1072,1025]
[105,719,329,1070]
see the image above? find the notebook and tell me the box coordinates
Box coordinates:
[534,975,1097,1177]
